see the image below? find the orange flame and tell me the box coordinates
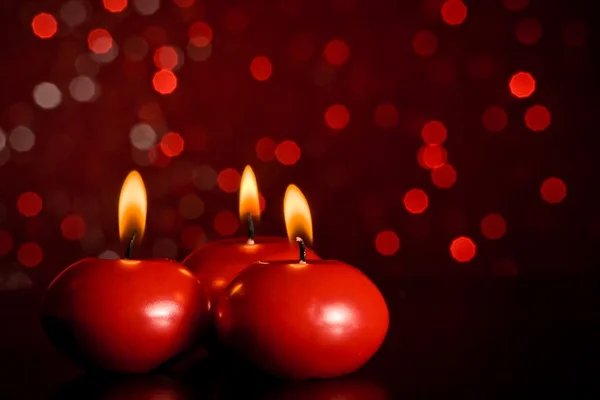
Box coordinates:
[284,184,313,246]
[239,165,260,220]
[118,171,147,241]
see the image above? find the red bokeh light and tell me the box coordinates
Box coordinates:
[421,120,447,144]
[450,237,476,262]
[88,29,113,54]
[323,39,350,66]
[153,46,179,70]
[250,56,273,81]
[61,214,87,240]
[374,103,399,130]
[325,104,350,130]
[515,18,542,45]
[256,137,277,162]
[189,22,213,47]
[275,140,301,166]
[160,132,185,157]
[480,213,507,239]
[173,0,196,8]
[18,192,43,217]
[509,72,536,98]
[103,0,128,13]
[403,189,429,214]
[217,168,241,193]
[375,231,400,256]
[540,177,566,204]
[153,70,178,94]
[524,105,551,132]
[412,30,438,57]
[32,13,58,39]
[482,106,508,133]
[181,225,207,250]
[431,164,457,189]
[0,231,13,256]
[441,0,467,26]
[503,0,529,11]
[418,144,448,169]
[213,211,239,237]
[18,242,43,268]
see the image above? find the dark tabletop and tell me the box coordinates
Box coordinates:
[1,277,599,399]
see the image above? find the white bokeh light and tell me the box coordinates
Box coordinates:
[92,43,119,64]
[33,82,62,110]
[69,76,98,102]
[130,123,157,150]
[9,126,35,152]
[134,0,161,15]
[60,1,87,27]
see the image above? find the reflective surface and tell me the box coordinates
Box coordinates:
[215,259,389,380]
[182,236,319,306]
[41,258,211,373]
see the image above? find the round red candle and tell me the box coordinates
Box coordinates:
[214,185,389,380]
[41,171,211,373]
[183,166,319,305]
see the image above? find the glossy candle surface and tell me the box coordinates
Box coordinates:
[182,236,319,305]
[215,259,389,380]
[41,257,210,373]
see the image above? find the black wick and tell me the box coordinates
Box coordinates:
[125,231,137,259]
[246,212,255,244]
[296,237,307,264]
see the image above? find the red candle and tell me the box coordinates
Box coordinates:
[41,171,211,374]
[183,165,318,306]
[215,185,389,381]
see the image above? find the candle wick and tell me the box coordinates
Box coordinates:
[246,212,255,245]
[125,231,137,259]
[296,236,307,264]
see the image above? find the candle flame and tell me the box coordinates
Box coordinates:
[284,184,313,246]
[239,165,260,220]
[118,170,147,242]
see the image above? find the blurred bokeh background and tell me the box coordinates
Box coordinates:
[0,0,597,290]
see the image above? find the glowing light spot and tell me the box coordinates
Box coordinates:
[275,141,301,166]
[480,213,507,239]
[160,132,184,157]
[213,210,239,237]
[18,242,43,267]
[17,192,43,217]
[181,225,207,250]
[0,231,13,256]
[179,194,204,220]
[9,126,35,152]
[515,18,542,45]
[441,0,467,26]
[482,106,508,133]
[421,120,447,145]
[32,13,58,39]
[562,19,587,47]
[431,164,457,189]
[503,0,529,11]
[217,168,241,193]
[413,30,438,57]
[540,177,566,204]
[153,70,178,94]
[374,103,399,130]
[189,22,213,47]
[103,0,128,12]
[418,144,448,169]
[323,39,350,66]
[61,214,86,240]
[256,137,276,162]
[403,189,429,214]
[173,0,195,7]
[325,104,350,130]
[524,105,551,132]
[153,46,179,70]
[224,7,249,33]
[134,0,160,15]
[69,76,98,102]
[60,1,87,28]
[88,29,113,54]
[450,237,476,262]
[375,230,400,256]
[250,56,273,81]
[509,71,536,98]
[33,82,62,110]
[129,123,156,150]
